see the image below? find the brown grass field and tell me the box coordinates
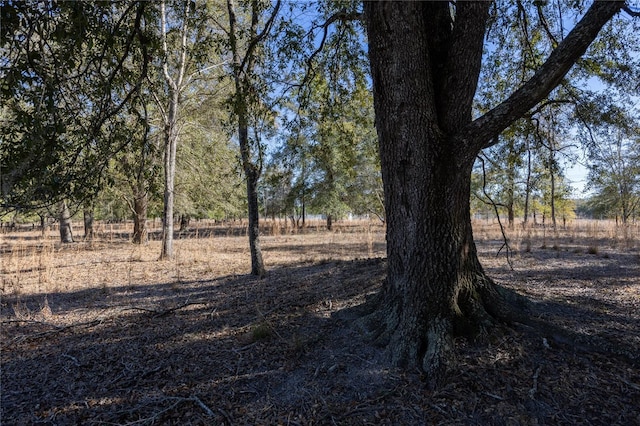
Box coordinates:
[1,218,639,425]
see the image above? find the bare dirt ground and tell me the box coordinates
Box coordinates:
[1,219,639,425]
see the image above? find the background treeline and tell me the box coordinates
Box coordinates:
[1,0,638,240]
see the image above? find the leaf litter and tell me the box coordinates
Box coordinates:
[1,221,639,425]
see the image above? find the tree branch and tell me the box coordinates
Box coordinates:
[478,155,514,270]
[536,2,559,48]
[460,0,623,150]
[304,9,363,79]
[238,0,282,76]
[483,98,575,149]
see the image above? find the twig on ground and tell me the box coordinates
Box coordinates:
[1,318,61,326]
[529,366,542,399]
[119,396,215,425]
[118,301,207,318]
[255,305,284,339]
[484,392,504,400]
[192,396,215,417]
[61,353,81,366]
[621,378,640,391]
[9,319,104,344]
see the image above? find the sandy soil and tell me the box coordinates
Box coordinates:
[1,220,639,425]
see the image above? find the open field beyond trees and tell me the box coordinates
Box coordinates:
[1,219,640,425]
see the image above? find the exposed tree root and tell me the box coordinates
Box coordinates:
[340,269,541,389]
[341,264,638,390]
[420,316,454,389]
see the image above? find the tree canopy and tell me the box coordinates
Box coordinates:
[3,1,636,227]
[1,1,150,210]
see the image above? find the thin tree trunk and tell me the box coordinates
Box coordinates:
[523,137,532,227]
[132,192,148,244]
[237,113,265,275]
[39,213,48,238]
[180,214,189,231]
[506,185,515,229]
[506,141,516,229]
[158,0,188,259]
[83,207,94,240]
[301,191,306,228]
[59,200,74,243]
[161,109,177,258]
[549,149,557,230]
[227,0,271,277]
[245,163,265,276]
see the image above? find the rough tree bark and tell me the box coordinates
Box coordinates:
[360,0,623,388]
[244,155,265,276]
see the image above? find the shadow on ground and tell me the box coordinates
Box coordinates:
[2,256,639,425]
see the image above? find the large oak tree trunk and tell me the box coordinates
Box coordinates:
[360,0,621,388]
[357,119,509,387]
[357,154,517,385]
[358,3,502,388]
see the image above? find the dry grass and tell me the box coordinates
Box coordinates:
[2,217,637,302]
[474,218,639,256]
[1,218,386,299]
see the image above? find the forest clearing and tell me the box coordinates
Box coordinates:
[1,219,639,425]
